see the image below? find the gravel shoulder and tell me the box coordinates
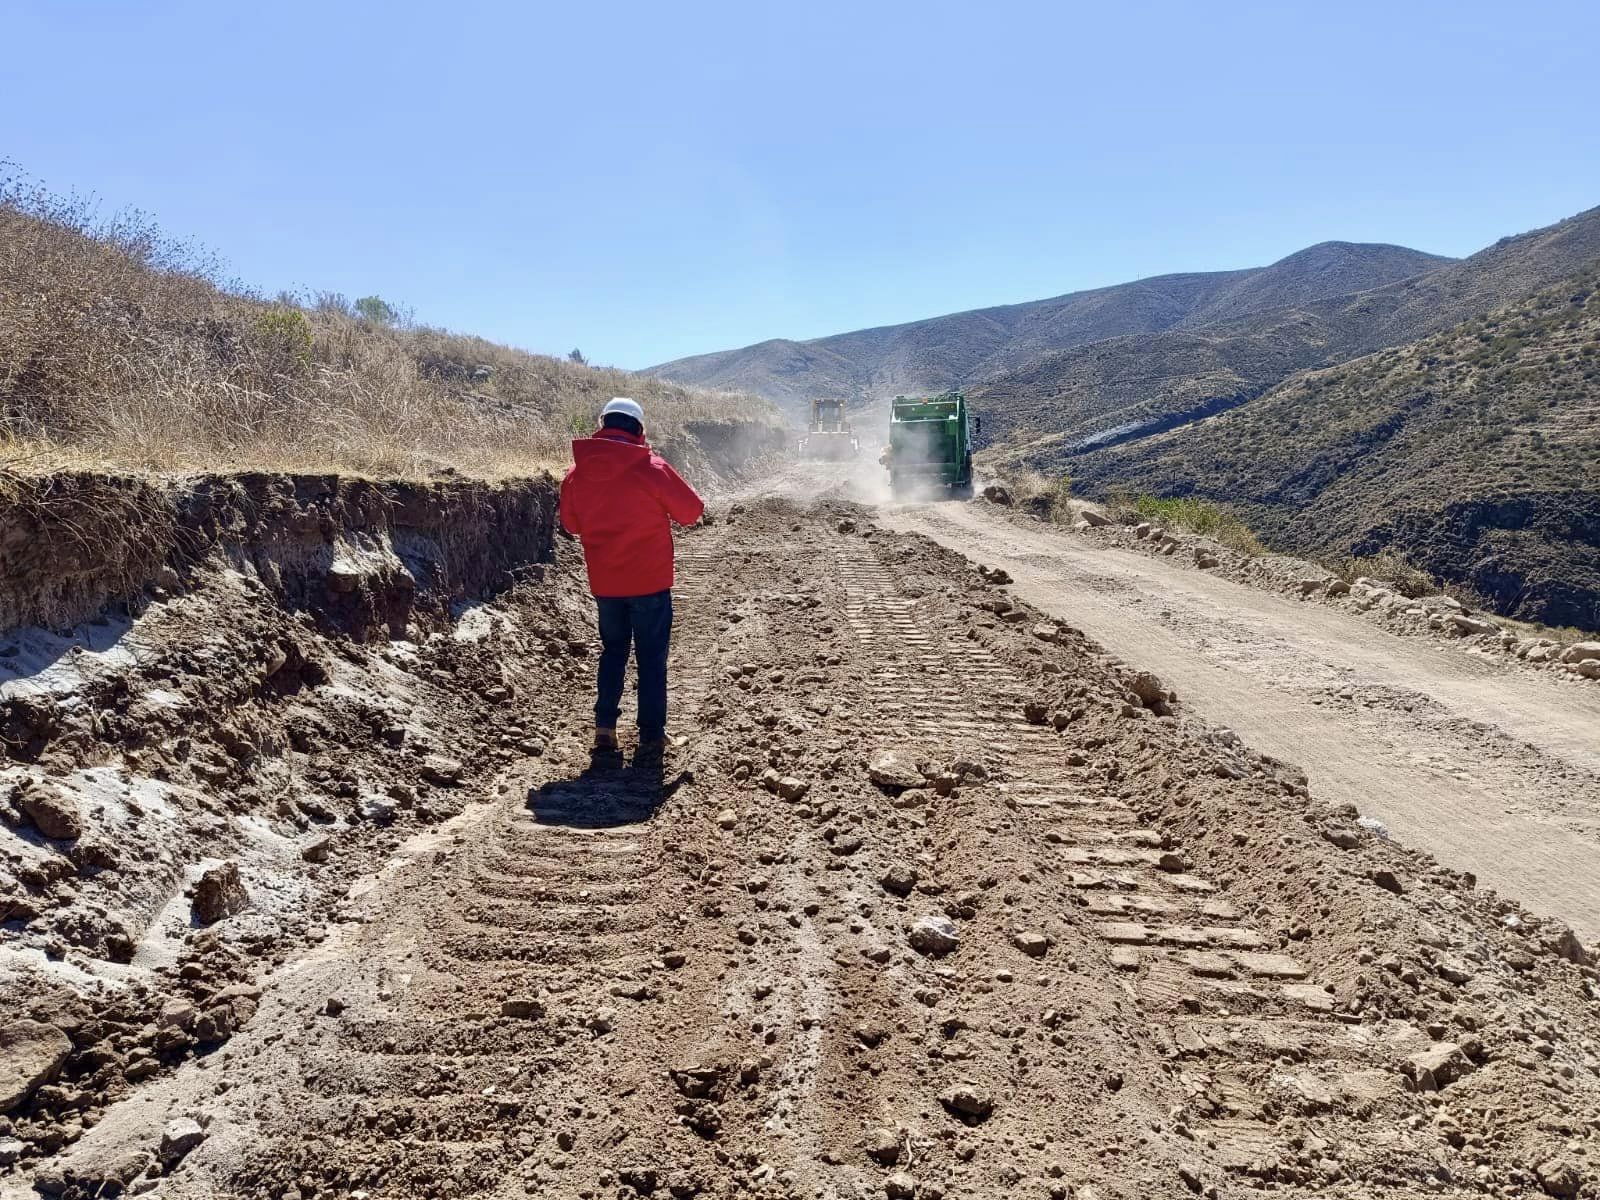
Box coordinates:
[880,500,1600,942]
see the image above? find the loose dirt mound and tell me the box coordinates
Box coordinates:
[5,494,1599,1199]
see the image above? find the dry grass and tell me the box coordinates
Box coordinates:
[1334,550,1438,599]
[0,165,778,480]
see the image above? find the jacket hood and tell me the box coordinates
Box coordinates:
[571,431,650,480]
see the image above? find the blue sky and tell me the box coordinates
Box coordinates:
[4,0,1599,368]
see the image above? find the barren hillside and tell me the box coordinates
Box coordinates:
[1064,266,1600,628]
[648,243,1448,415]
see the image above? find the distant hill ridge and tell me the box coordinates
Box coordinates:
[978,204,1600,458]
[1063,262,1600,629]
[649,241,1451,414]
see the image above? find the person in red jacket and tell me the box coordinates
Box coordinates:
[559,398,705,754]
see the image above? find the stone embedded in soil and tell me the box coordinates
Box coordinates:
[775,776,810,802]
[880,863,918,897]
[0,1019,72,1113]
[866,1126,901,1164]
[160,1117,207,1165]
[1535,1156,1584,1198]
[1126,671,1165,705]
[715,808,739,830]
[937,1082,994,1122]
[420,755,464,786]
[301,834,332,863]
[1013,930,1050,958]
[670,1064,725,1100]
[1369,867,1405,894]
[16,782,83,840]
[909,915,960,957]
[357,793,397,824]
[1321,825,1361,850]
[192,861,249,924]
[1404,1042,1474,1091]
[885,1171,917,1199]
[501,997,545,1019]
[868,748,924,791]
[0,1138,23,1166]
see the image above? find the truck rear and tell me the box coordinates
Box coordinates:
[885,391,976,496]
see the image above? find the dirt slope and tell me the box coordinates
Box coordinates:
[880,501,1600,943]
[7,492,1599,1199]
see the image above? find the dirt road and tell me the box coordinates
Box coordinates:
[881,500,1600,942]
[10,495,1600,1199]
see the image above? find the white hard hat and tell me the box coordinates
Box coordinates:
[601,397,644,423]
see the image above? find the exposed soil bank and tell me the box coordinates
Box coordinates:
[0,471,555,638]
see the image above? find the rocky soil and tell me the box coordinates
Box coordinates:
[3,486,1599,1199]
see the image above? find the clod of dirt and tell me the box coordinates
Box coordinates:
[981,484,1013,506]
[937,1082,993,1123]
[191,862,249,924]
[880,863,918,897]
[909,915,959,957]
[15,780,82,840]
[865,1127,901,1164]
[1126,671,1166,705]
[885,1171,917,1199]
[0,1020,72,1112]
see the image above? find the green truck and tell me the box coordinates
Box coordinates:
[884,390,978,496]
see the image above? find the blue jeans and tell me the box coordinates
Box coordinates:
[594,590,673,740]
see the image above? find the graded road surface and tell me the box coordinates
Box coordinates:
[13,494,1600,1200]
[881,500,1600,943]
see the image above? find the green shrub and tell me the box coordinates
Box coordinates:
[354,295,400,326]
[1130,494,1266,555]
[252,306,314,372]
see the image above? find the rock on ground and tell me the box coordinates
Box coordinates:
[192,861,249,925]
[160,1118,207,1165]
[0,1020,72,1113]
[868,748,923,791]
[909,915,959,957]
[16,782,83,840]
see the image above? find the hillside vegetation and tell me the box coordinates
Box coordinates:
[650,242,1449,414]
[1068,267,1600,628]
[0,170,777,480]
[978,205,1600,458]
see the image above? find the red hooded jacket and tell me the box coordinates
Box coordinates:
[559,429,705,597]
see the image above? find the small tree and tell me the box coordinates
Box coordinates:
[355,295,399,326]
[569,347,588,365]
